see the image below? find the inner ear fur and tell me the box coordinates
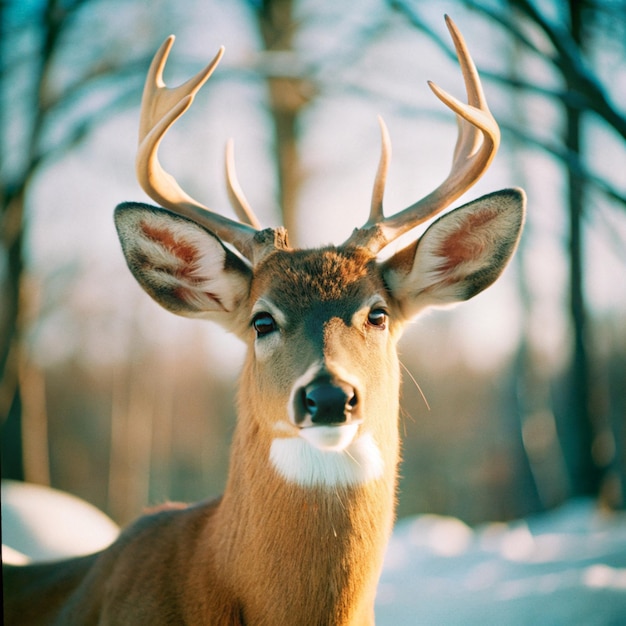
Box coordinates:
[382,188,525,318]
[114,202,252,332]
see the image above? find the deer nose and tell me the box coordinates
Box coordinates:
[298,379,358,426]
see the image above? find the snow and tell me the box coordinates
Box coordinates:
[1,481,120,564]
[3,484,625,623]
[376,499,626,625]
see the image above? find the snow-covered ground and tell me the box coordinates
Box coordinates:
[376,499,626,625]
[3,483,625,624]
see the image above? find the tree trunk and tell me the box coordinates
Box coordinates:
[1,0,66,482]
[1,187,27,480]
[255,0,311,242]
[561,0,601,496]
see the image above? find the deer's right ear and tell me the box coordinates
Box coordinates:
[114,203,252,333]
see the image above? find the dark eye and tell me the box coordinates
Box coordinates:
[367,308,388,329]
[252,312,278,337]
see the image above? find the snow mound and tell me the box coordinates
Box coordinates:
[1,480,119,563]
[376,499,626,625]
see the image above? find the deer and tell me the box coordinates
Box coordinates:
[2,15,525,626]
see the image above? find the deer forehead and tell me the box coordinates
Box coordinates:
[250,247,387,320]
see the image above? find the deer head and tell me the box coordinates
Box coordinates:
[114,16,525,492]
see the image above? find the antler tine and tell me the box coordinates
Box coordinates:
[368,115,392,225]
[225,139,262,229]
[345,15,500,254]
[136,36,261,260]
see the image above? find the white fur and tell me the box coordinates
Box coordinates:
[386,193,523,313]
[269,432,384,488]
[407,208,495,299]
[298,424,359,451]
[133,212,248,314]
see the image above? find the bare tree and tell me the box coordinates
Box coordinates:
[389,0,626,505]
[0,0,150,481]
[252,0,307,240]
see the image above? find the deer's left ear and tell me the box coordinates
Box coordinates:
[383,188,525,319]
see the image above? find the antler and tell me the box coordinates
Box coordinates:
[345,15,501,253]
[224,139,262,229]
[136,36,268,261]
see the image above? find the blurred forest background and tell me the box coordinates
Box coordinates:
[1,0,625,526]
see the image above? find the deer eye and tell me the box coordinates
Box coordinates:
[252,312,278,337]
[367,308,388,329]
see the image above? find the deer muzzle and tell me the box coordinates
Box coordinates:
[290,375,363,451]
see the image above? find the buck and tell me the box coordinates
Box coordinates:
[3,16,525,625]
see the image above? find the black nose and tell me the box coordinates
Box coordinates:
[299,379,358,425]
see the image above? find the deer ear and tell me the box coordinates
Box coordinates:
[114,202,252,333]
[383,189,525,319]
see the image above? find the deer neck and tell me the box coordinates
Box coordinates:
[209,364,401,624]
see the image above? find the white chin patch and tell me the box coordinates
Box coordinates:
[269,430,384,489]
[298,424,359,451]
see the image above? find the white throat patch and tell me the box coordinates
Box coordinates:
[269,432,384,488]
